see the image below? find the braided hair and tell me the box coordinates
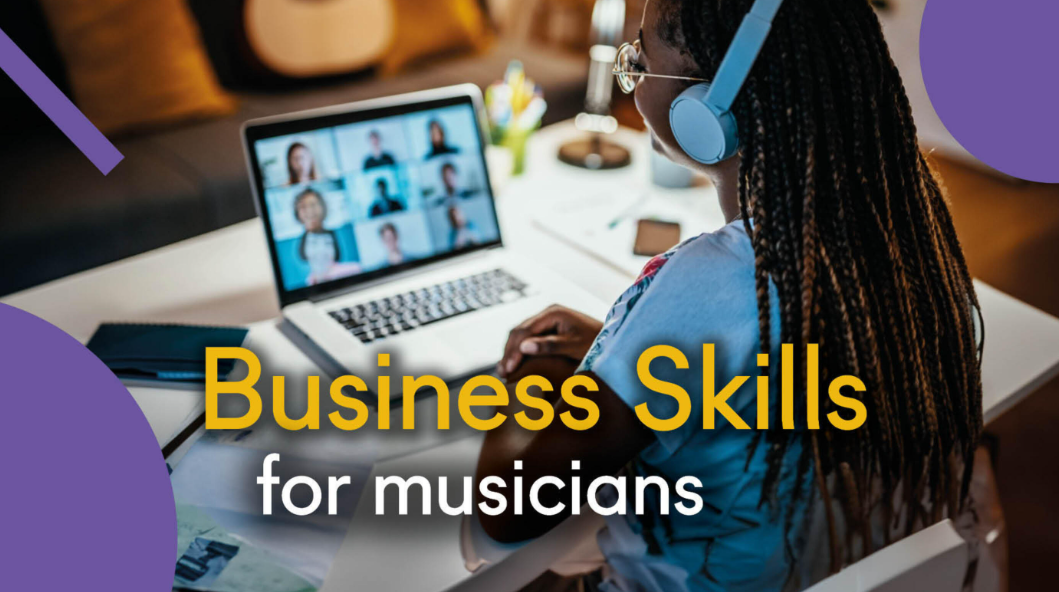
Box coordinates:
[660,0,983,570]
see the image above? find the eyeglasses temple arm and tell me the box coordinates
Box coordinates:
[610,70,707,83]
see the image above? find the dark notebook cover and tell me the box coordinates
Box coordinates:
[86,323,249,383]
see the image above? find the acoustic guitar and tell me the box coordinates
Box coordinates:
[244,0,395,78]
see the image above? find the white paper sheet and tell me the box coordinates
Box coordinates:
[171,433,376,586]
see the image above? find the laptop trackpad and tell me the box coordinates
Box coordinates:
[433,298,544,375]
[432,323,506,376]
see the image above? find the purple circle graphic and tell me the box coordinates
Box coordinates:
[920,0,1059,183]
[0,304,175,590]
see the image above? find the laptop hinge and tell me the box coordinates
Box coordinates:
[305,246,502,304]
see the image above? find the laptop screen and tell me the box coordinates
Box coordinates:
[244,92,502,306]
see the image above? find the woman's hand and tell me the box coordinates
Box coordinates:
[497,305,603,378]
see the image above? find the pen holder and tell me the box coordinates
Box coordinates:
[486,61,546,177]
[499,126,533,176]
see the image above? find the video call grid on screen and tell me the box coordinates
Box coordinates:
[245,96,502,305]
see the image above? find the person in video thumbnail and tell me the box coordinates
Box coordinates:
[448,205,480,249]
[480,1,988,591]
[293,188,359,285]
[438,162,470,202]
[363,130,396,170]
[368,178,405,217]
[425,119,459,159]
[378,222,404,266]
[287,142,318,185]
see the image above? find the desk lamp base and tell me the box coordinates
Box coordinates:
[558,133,631,170]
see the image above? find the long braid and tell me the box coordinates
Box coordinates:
[669,0,983,570]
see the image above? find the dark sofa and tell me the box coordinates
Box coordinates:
[0,0,588,296]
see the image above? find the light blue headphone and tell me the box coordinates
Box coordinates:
[670,0,785,164]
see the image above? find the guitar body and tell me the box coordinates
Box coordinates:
[245,0,395,78]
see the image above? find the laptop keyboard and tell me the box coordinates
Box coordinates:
[328,269,529,344]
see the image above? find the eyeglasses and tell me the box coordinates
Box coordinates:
[612,40,707,94]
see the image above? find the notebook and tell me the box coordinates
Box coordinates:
[86,323,249,384]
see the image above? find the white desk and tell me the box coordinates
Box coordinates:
[320,435,485,592]
[5,121,1059,592]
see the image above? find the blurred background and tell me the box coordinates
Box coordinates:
[1,0,1057,588]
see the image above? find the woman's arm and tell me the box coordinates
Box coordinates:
[475,356,655,543]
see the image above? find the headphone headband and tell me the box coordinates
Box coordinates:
[704,0,785,111]
[668,0,785,164]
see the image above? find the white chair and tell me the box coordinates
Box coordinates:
[454,516,972,592]
[805,519,968,592]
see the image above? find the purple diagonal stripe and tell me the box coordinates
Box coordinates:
[0,27,123,175]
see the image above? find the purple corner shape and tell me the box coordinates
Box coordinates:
[0,27,123,175]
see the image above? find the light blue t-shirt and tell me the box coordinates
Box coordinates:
[579,221,811,592]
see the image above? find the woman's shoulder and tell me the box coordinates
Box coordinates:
[646,220,756,291]
[674,219,753,261]
[588,221,756,344]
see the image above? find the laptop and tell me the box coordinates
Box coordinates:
[242,84,604,402]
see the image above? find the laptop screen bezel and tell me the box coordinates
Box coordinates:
[243,91,503,309]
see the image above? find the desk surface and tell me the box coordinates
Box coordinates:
[320,435,484,592]
[5,121,1059,592]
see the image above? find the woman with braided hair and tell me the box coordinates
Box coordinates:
[478,0,985,589]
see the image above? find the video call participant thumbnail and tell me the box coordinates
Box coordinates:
[287,142,319,185]
[438,162,475,201]
[293,188,360,285]
[426,119,459,159]
[368,179,406,218]
[363,130,396,170]
[448,204,480,249]
[378,222,404,266]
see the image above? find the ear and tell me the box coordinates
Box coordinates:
[669,82,740,164]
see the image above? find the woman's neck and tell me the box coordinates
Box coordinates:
[706,157,742,224]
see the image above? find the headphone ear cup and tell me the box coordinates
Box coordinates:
[669,83,740,164]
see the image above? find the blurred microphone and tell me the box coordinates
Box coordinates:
[559,0,631,169]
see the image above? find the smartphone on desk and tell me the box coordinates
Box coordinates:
[633,219,682,256]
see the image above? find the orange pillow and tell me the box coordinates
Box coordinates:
[38,0,236,135]
[381,0,494,74]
